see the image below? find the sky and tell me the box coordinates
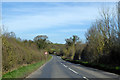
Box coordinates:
[2,2,117,44]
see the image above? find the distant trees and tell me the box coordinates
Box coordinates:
[62,35,81,60]
[47,43,65,56]
[34,35,49,49]
[74,41,82,60]
[3,32,16,38]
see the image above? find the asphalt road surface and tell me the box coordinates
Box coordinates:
[27,55,119,80]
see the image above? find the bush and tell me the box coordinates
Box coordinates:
[2,36,46,74]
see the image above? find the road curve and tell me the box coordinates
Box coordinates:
[27,55,119,79]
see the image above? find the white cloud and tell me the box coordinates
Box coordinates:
[3,5,99,32]
[60,29,87,32]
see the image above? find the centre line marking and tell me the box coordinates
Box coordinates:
[63,64,68,68]
[83,77,89,80]
[61,63,63,65]
[68,68,78,74]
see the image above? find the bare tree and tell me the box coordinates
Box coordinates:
[82,6,120,64]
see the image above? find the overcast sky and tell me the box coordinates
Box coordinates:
[2,2,116,43]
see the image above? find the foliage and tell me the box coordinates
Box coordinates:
[2,34,46,74]
[2,56,52,78]
[61,6,120,71]
[47,43,65,56]
[34,35,51,49]
[81,7,120,65]
[61,35,82,60]
[62,57,120,75]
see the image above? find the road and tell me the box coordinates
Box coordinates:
[27,55,119,80]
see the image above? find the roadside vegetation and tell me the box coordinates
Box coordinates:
[51,5,120,74]
[2,30,52,78]
[2,56,52,79]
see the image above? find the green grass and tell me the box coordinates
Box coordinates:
[2,55,52,78]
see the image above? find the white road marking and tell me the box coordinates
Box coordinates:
[68,68,78,74]
[60,58,88,80]
[60,62,78,74]
[61,63,63,65]
[83,77,89,80]
[63,64,68,68]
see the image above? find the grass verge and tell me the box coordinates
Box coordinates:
[2,55,52,79]
[62,57,120,75]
